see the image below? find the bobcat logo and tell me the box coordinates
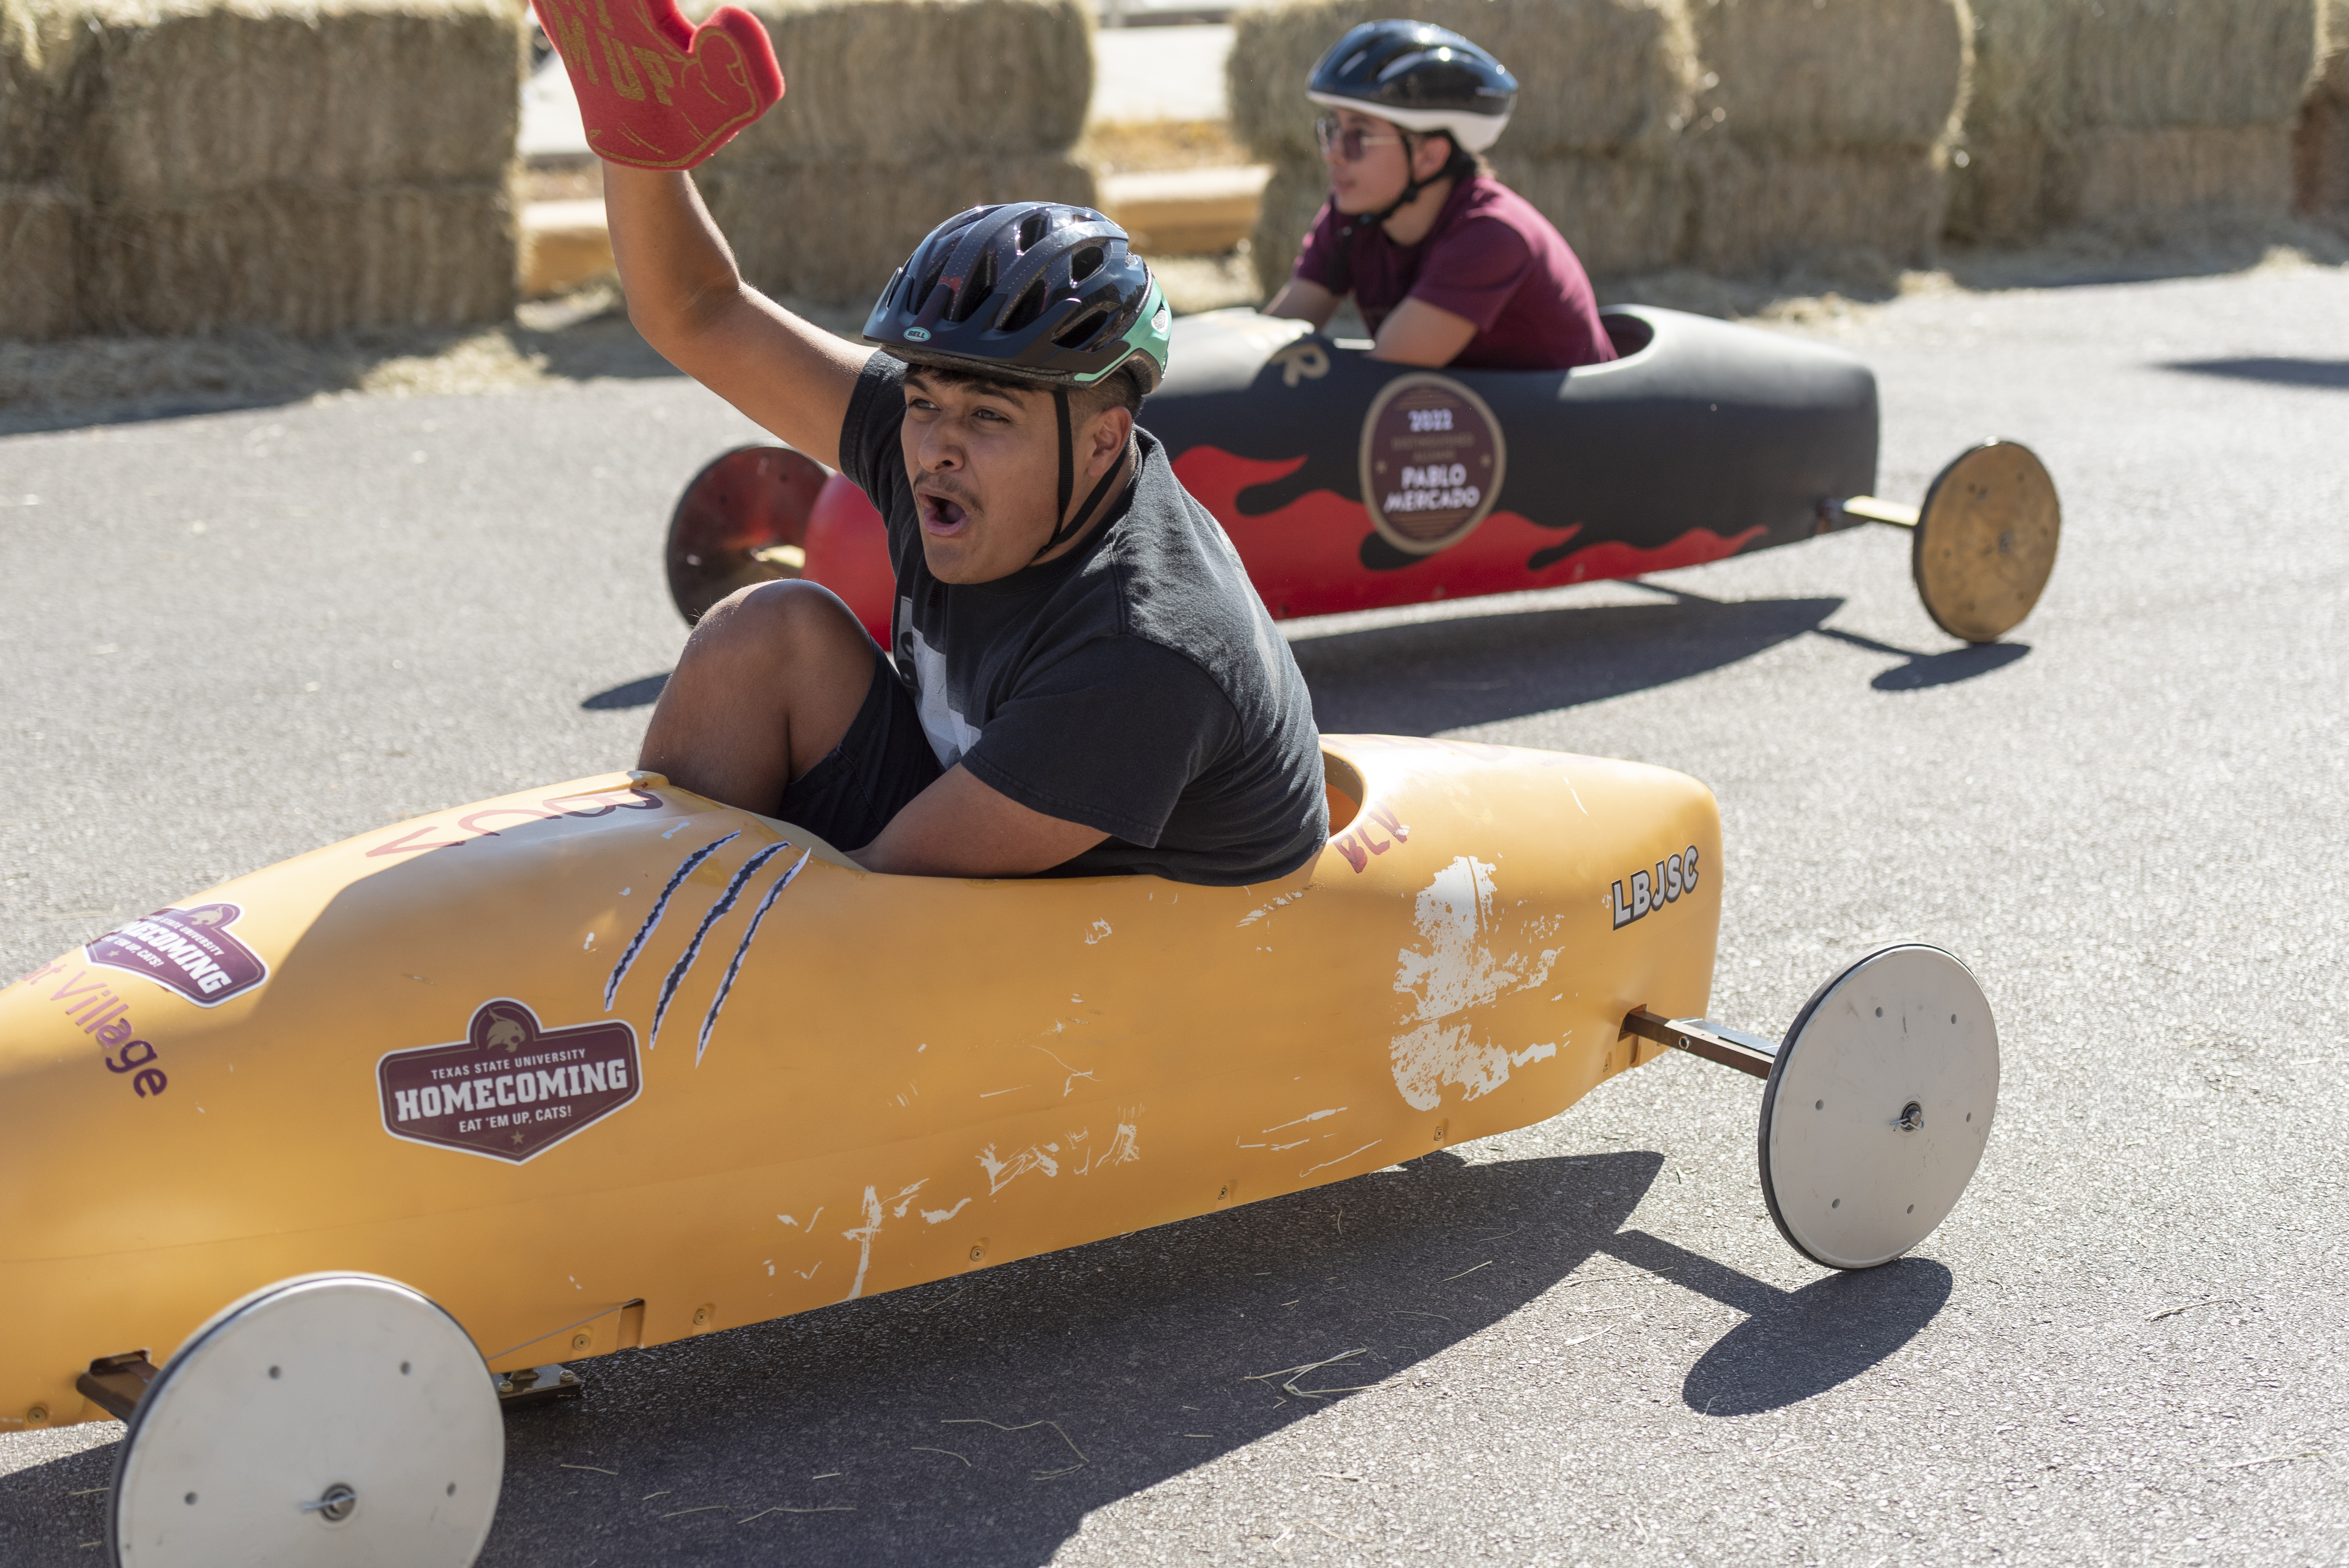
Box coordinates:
[486,1018,527,1053]
[186,908,223,927]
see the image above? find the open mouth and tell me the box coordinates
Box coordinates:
[919,492,972,535]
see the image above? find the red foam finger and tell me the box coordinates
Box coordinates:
[535,0,784,171]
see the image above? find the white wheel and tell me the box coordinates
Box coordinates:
[111,1274,502,1567]
[1758,945,1999,1270]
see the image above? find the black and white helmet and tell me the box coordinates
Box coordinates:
[1306,20,1518,153]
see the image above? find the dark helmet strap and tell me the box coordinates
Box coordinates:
[1327,132,1472,298]
[1034,385,1132,562]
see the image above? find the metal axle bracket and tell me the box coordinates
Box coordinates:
[1622,1009,1779,1078]
[77,1351,160,1421]
[495,1363,583,1409]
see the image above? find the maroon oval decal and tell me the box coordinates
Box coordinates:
[1358,373,1508,555]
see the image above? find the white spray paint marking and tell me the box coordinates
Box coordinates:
[1388,856,1563,1111]
[843,1187,884,1301]
[603,829,740,1009]
[695,847,813,1064]
[977,1141,1061,1194]
[1098,1118,1141,1168]
[1032,1044,1097,1096]
[650,839,794,1049]
[1262,1107,1346,1134]
[1511,1042,1558,1066]
[887,1180,928,1219]
[581,933,594,951]
[1085,919,1112,945]
[1299,1139,1382,1179]
[797,1260,822,1280]
[777,1214,797,1227]
[1558,768,1590,816]
[922,1197,973,1224]
[1237,886,1314,927]
[979,1085,1031,1099]
[661,821,690,839]
[765,1260,775,1276]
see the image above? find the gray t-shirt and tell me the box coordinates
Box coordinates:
[838,352,1328,885]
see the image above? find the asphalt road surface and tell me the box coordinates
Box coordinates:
[3,264,2346,1566]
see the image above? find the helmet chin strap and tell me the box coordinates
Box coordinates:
[1035,385,1134,562]
[1328,134,1474,297]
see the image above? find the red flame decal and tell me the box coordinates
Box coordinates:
[1173,445,1765,620]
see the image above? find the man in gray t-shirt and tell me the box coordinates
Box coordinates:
[603,173,1326,882]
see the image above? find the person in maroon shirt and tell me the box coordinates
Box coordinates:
[1260,20,1616,372]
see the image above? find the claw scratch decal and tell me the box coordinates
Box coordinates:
[604,830,741,1009]
[695,848,813,1064]
[650,839,794,1049]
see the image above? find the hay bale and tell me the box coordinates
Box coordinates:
[1227,0,1699,162]
[0,183,77,339]
[1683,138,1945,270]
[716,0,1091,166]
[1490,150,1689,274]
[1962,0,2320,136]
[699,152,1097,303]
[1941,131,2046,240]
[1246,155,1329,294]
[77,180,517,336]
[72,0,524,203]
[2063,0,2318,129]
[1955,0,2321,239]
[1688,0,1969,149]
[2297,0,2349,215]
[2053,122,2296,219]
[1,0,89,184]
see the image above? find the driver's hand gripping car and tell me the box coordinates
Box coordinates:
[532,0,783,169]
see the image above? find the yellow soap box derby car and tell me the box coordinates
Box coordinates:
[1,736,1999,1566]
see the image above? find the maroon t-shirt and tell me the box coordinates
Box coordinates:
[1292,173,1616,371]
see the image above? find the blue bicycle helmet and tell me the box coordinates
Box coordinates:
[864,202,1173,557]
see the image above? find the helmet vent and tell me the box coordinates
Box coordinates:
[1000,274,1050,332]
[950,249,998,323]
[1017,210,1051,251]
[1069,244,1104,283]
[1052,303,1109,350]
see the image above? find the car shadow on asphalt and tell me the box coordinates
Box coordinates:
[2160,356,2349,391]
[581,672,669,710]
[0,1147,1950,1567]
[1601,1230,1954,1416]
[1292,594,1843,734]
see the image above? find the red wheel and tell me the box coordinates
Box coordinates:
[663,445,832,625]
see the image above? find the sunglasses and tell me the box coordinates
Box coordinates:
[1314,116,1406,162]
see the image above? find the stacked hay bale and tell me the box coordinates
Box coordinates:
[0,0,523,342]
[1949,0,2324,243]
[696,0,1097,304]
[74,0,525,337]
[2297,0,2348,218]
[1226,0,1699,294]
[1,0,85,339]
[1680,0,1970,274]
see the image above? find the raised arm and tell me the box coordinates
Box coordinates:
[602,167,866,469]
[534,0,864,465]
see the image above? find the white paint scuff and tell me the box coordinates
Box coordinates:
[1388,855,1563,1111]
[1085,919,1112,944]
[844,1187,884,1300]
[977,1141,1060,1194]
[922,1197,973,1224]
[1237,886,1312,927]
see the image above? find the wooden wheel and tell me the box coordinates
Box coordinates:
[1911,440,2061,644]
